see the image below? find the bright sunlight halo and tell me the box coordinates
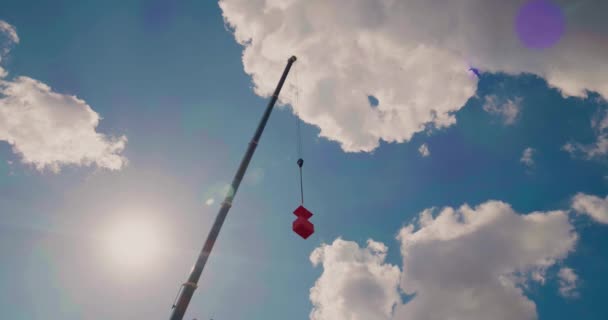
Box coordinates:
[102,217,164,270]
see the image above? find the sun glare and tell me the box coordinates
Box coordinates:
[102,217,164,270]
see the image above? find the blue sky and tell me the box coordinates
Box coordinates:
[0,1,607,319]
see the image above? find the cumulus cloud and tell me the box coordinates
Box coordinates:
[309,238,401,320]
[557,267,579,298]
[563,110,608,159]
[520,147,535,167]
[0,77,128,172]
[571,192,608,224]
[394,201,577,320]
[0,20,127,172]
[310,200,578,320]
[483,95,522,125]
[219,0,608,152]
[418,143,429,157]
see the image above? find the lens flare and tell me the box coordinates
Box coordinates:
[516,0,565,49]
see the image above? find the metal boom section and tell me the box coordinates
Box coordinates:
[169,56,297,320]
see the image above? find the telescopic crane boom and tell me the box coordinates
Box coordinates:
[169,56,297,320]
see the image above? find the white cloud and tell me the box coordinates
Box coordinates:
[205,198,215,206]
[0,20,127,172]
[0,20,19,45]
[418,143,429,157]
[310,200,578,320]
[593,109,608,133]
[0,20,19,78]
[520,147,535,167]
[557,267,578,298]
[0,77,128,172]
[563,110,608,159]
[570,138,608,158]
[394,201,577,320]
[571,192,608,224]
[483,95,521,125]
[562,142,576,154]
[309,238,401,320]
[219,0,608,153]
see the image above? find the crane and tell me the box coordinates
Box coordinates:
[169,56,298,320]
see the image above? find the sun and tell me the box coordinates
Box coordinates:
[101,217,164,270]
